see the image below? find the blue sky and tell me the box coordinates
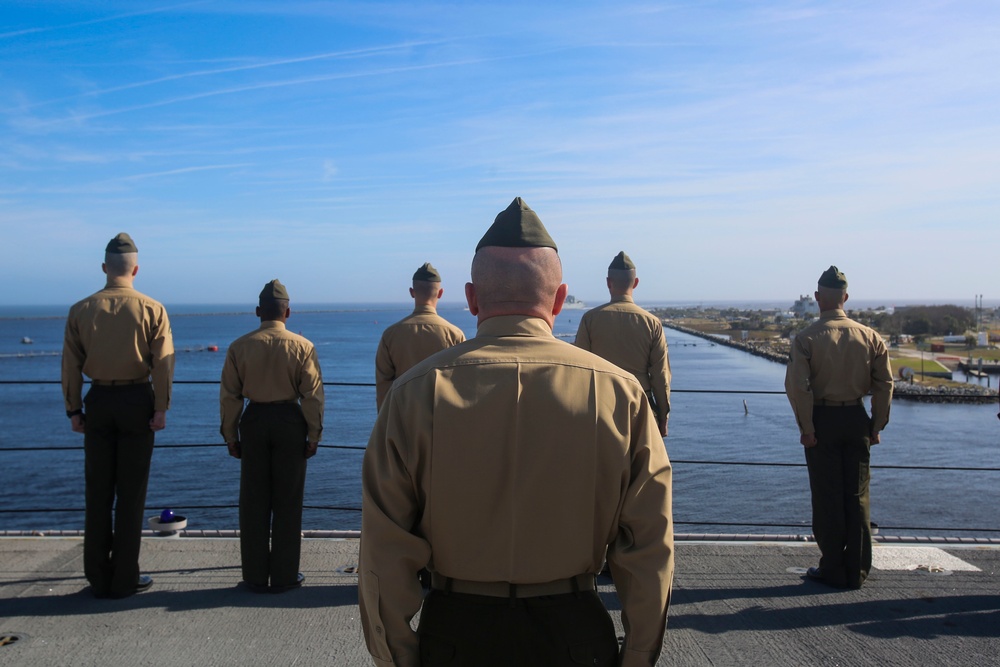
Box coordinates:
[2,1,999,307]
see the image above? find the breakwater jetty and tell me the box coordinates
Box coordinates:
[663,322,998,404]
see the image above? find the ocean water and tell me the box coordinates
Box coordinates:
[1,303,998,538]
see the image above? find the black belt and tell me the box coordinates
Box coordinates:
[430,573,596,598]
[90,378,149,386]
[815,398,863,407]
[248,399,299,406]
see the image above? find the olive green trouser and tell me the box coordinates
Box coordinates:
[238,402,308,588]
[83,383,155,597]
[805,404,872,589]
[418,589,619,666]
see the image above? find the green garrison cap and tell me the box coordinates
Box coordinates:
[259,279,289,302]
[609,251,635,272]
[106,232,138,254]
[412,262,441,282]
[818,266,848,289]
[475,197,558,252]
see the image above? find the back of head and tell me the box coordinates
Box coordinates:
[104,232,139,278]
[258,279,290,320]
[411,262,442,302]
[471,197,562,321]
[607,250,636,293]
[471,246,562,316]
[816,266,848,310]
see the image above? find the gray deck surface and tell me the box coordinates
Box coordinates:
[1,536,998,666]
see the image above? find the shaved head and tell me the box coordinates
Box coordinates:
[411,280,441,300]
[468,247,566,326]
[104,252,137,278]
[608,268,636,293]
[816,286,848,311]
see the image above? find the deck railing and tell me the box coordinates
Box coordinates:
[2,379,999,542]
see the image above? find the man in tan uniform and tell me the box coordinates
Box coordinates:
[375,262,465,410]
[220,279,324,592]
[360,198,674,667]
[62,232,175,599]
[576,251,671,436]
[785,266,892,589]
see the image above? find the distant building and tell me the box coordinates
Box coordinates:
[790,294,819,318]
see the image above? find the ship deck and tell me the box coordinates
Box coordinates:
[2,535,998,666]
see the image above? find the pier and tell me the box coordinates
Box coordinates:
[2,535,998,666]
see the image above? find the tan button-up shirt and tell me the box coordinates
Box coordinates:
[785,309,893,436]
[360,315,674,667]
[61,279,175,413]
[575,295,671,419]
[219,320,325,443]
[375,306,466,409]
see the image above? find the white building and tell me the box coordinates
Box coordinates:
[790,294,819,317]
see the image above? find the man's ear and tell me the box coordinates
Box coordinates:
[465,282,479,316]
[552,283,568,316]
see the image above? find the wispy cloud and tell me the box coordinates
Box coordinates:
[10,40,456,112]
[2,1,999,303]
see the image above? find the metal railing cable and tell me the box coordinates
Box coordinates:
[1,503,997,535]
[2,378,994,400]
[3,442,999,474]
[3,379,999,533]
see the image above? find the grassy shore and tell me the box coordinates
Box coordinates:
[668,316,996,391]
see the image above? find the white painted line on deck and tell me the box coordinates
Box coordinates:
[872,546,981,572]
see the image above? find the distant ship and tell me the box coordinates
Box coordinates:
[20,336,33,344]
[562,295,587,310]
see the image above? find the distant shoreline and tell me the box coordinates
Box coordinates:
[3,297,998,319]
[663,322,998,405]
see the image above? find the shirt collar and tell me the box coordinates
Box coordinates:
[610,294,634,304]
[103,277,135,289]
[476,315,554,338]
[259,320,287,331]
[820,309,847,321]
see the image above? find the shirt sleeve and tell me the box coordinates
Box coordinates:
[359,395,432,667]
[607,398,674,667]
[784,335,814,436]
[149,305,175,412]
[649,323,671,419]
[298,346,325,443]
[219,347,244,443]
[374,334,395,411]
[869,336,893,432]
[61,310,85,414]
[574,315,592,350]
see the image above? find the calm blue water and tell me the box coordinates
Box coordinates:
[1,303,998,537]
